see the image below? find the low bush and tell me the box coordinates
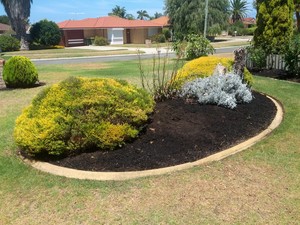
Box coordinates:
[185,34,215,60]
[163,28,171,40]
[93,36,109,46]
[246,44,267,70]
[14,77,154,156]
[3,56,39,88]
[0,35,20,52]
[150,33,166,43]
[180,73,253,109]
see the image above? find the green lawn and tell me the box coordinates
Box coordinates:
[0,60,299,224]
[1,48,138,60]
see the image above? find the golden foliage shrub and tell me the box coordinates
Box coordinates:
[14,77,154,156]
[175,56,253,86]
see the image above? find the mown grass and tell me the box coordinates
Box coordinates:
[1,48,138,60]
[0,60,299,224]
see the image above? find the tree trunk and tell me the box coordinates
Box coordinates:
[1,0,31,50]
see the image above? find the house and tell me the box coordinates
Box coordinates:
[57,16,169,47]
[242,17,256,28]
[0,23,12,34]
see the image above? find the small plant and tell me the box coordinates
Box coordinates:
[185,34,215,60]
[14,77,154,156]
[93,36,109,46]
[150,33,166,43]
[30,19,61,46]
[180,73,253,109]
[3,56,39,88]
[284,34,300,76]
[138,50,183,101]
[0,35,20,52]
[172,39,187,58]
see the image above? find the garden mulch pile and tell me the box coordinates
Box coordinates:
[43,91,277,172]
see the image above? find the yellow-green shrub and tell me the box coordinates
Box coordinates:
[175,56,253,86]
[14,77,154,156]
[3,56,39,88]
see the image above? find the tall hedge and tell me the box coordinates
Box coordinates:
[254,0,294,54]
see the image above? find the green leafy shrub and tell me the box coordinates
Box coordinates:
[185,34,215,60]
[30,19,61,46]
[228,21,245,36]
[284,34,300,76]
[93,36,109,46]
[3,56,39,88]
[244,26,257,35]
[246,44,267,69]
[163,28,171,40]
[14,77,154,156]
[150,33,166,43]
[0,35,20,52]
[208,24,222,36]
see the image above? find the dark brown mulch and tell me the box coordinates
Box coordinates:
[251,69,300,83]
[45,91,277,172]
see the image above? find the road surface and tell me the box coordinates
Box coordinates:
[32,46,243,66]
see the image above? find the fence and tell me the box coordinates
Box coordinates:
[246,54,286,70]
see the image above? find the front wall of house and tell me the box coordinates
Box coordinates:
[84,29,107,39]
[130,28,148,44]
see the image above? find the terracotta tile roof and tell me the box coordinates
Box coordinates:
[242,17,256,24]
[58,16,168,29]
[151,16,170,27]
[0,23,11,31]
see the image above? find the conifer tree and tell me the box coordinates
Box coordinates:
[254,0,294,54]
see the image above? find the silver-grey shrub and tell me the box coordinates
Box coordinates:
[180,73,253,109]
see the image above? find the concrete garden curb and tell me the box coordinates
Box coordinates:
[24,95,284,181]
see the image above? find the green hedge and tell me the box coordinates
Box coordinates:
[0,35,20,52]
[14,77,155,156]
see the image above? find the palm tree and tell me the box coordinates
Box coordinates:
[0,0,32,50]
[230,0,248,23]
[137,10,149,20]
[109,5,127,18]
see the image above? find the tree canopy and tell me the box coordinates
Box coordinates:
[230,0,248,23]
[165,0,230,40]
[109,5,127,18]
[137,10,150,20]
[0,15,10,24]
[0,0,32,50]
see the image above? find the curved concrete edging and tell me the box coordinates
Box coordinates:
[25,95,284,181]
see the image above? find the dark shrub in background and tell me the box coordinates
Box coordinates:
[30,19,61,46]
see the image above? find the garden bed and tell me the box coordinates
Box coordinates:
[30,91,278,172]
